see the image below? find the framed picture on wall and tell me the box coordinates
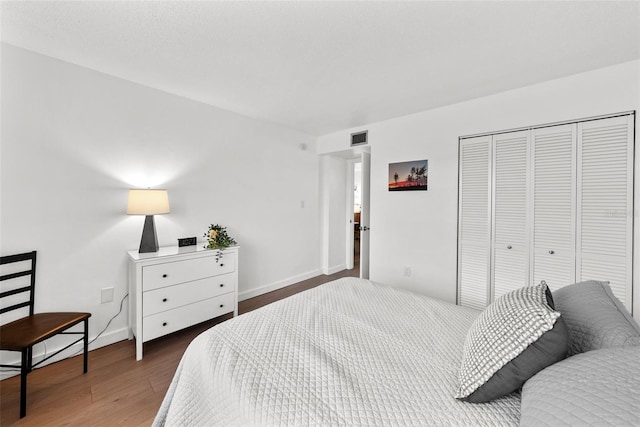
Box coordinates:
[388,159,428,191]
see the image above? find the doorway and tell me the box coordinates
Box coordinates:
[347,152,370,279]
[351,161,362,275]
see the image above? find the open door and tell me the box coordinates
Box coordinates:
[359,152,371,279]
[346,160,358,271]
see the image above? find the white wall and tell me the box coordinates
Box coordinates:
[0,44,320,369]
[318,60,640,316]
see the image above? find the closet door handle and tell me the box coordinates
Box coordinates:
[548,250,555,255]
[507,245,512,250]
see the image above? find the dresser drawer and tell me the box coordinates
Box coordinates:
[143,274,236,316]
[142,253,236,291]
[143,292,235,341]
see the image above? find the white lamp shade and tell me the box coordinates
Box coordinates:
[127,189,170,215]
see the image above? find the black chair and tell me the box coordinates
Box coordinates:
[0,251,91,418]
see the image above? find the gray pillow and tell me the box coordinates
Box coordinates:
[553,280,640,355]
[455,282,568,403]
[521,346,640,426]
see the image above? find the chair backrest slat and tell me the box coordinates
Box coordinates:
[0,286,31,299]
[0,251,37,318]
[0,252,36,265]
[0,300,31,315]
[0,270,32,282]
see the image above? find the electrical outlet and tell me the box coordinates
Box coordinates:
[403,266,411,277]
[101,287,114,304]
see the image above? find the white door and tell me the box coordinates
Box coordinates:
[492,130,530,299]
[359,152,371,279]
[576,115,634,309]
[458,136,492,309]
[346,160,359,271]
[531,124,577,290]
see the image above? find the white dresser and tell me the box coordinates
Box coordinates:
[127,245,239,360]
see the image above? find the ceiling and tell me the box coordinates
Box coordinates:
[1,1,639,136]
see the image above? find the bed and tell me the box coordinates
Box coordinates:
[153,277,640,426]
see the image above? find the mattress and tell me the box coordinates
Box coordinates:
[153,277,521,426]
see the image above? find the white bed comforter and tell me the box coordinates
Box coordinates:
[153,277,520,426]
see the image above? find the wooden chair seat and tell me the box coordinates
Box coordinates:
[0,312,91,351]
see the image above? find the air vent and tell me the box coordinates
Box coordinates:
[351,130,368,146]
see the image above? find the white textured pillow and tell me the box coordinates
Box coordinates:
[456,282,567,402]
[521,346,640,426]
[553,280,640,355]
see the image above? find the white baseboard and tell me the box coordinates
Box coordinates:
[238,268,322,301]
[0,326,129,381]
[322,263,347,276]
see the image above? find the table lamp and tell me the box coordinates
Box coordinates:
[127,189,170,253]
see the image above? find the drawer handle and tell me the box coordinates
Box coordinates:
[219,304,224,308]
[162,322,167,327]
[162,274,168,278]
[162,298,167,302]
[549,250,555,255]
[219,263,224,267]
[219,284,224,288]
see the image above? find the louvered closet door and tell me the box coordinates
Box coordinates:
[492,131,530,300]
[531,124,577,290]
[577,115,634,310]
[458,136,491,310]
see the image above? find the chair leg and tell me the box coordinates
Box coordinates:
[83,318,89,374]
[19,348,29,418]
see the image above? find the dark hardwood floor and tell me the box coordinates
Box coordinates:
[0,265,359,426]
